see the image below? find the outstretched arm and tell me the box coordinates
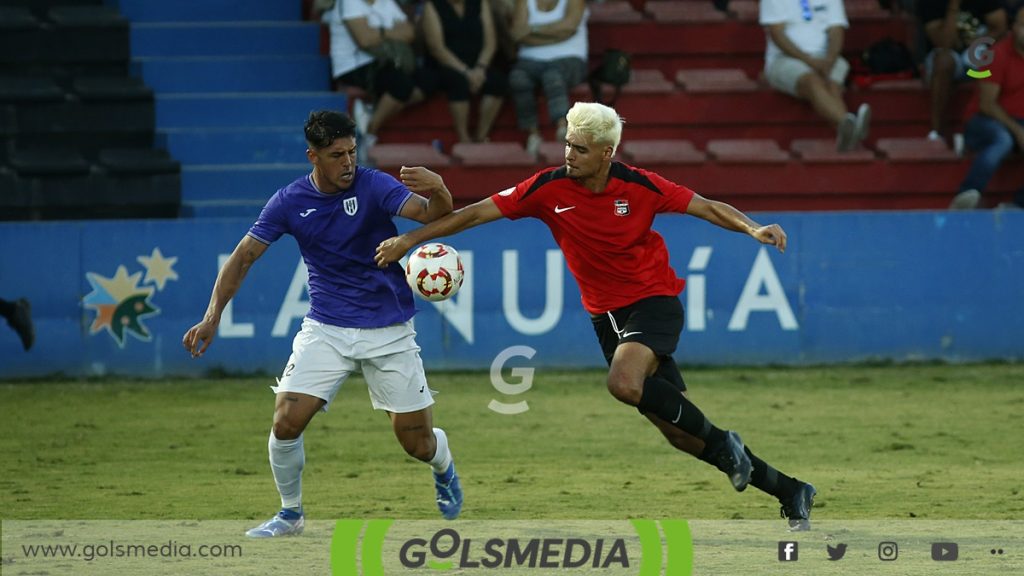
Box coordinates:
[685,194,787,252]
[182,235,268,357]
[376,197,504,266]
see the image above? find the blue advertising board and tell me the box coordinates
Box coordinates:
[1,211,1021,378]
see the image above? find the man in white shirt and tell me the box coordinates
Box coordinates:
[760,0,871,151]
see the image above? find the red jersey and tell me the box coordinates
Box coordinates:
[965,38,1024,119]
[491,162,695,314]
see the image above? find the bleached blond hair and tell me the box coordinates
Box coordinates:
[566,102,625,155]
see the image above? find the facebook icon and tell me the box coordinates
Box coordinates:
[779,541,799,561]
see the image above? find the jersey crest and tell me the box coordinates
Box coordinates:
[614,199,630,216]
[343,197,358,216]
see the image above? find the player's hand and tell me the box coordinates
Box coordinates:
[182,318,217,358]
[376,235,412,268]
[751,224,787,253]
[400,166,444,195]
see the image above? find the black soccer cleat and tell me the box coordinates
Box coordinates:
[7,298,34,351]
[780,481,816,531]
[714,431,752,492]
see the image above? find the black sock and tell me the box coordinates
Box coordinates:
[0,298,13,319]
[709,445,799,499]
[637,375,726,445]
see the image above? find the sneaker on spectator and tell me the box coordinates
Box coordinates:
[525,132,543,157]
[927,130,945,144]
[352,99,372,136]
[358,132,378,168]
[852,103,871,146]
[949,189,981,210]
[836,114,857,152]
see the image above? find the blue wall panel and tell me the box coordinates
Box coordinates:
[114,0,301,23]
[1,212,1022,378]
[131,23,320,58]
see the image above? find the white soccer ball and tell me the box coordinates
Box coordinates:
[405,243,464,302]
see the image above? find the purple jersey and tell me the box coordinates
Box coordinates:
[248,168,416,328]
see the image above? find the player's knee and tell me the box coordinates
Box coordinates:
[400,434,436,461]
[272,419,303,440]
[606,374,642,405]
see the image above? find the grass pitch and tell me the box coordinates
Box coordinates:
[1,364,1022,523]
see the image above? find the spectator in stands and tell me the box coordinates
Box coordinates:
[508,0,588,156]
[918,0,1007,144]
[951,4,1024,208]
[0,297,33,351]
[323,0,438,162]
[760,0,872,151]
[421,0,507,144]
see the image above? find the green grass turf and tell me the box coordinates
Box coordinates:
[1,364,1022,522]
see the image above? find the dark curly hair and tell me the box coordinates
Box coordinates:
[304,110,356,150]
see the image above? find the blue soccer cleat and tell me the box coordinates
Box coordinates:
[245,508,305,538]
[434,463,463,520]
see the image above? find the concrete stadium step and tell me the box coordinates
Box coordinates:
[113,0,300,23]
[132,55,330,93]
[131,22,320,58]
[158,128,309,165]
[155,92,347,129]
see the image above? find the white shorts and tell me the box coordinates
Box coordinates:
[765,55,850,97]
[271,318,434,414]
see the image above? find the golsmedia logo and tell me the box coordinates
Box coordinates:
[331,519,692,575]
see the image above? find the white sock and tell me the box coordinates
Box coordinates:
[268,430,304,511]
[428,427,453,474]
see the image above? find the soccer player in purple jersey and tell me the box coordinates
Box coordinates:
[183,110,463,537]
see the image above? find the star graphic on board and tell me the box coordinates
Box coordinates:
[137,247,179,291]
[83,265,159,346]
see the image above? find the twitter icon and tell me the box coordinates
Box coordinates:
[827,544,848,561]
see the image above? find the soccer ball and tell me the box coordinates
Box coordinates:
[405,243,464,302]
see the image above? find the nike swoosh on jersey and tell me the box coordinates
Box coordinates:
[621,331,642,338]
[671,405,683,424]
[300,208,317,217]
[554,205,576,214]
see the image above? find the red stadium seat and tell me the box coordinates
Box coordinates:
[707,139,790,163]
[588,1,645,23]
[369,144,451,168]
[538,141,567,165]
[876,138,959,162]
[620,139,707,164]
[791,139,876,162]
[452,142,537,166]
[623,69,675,93]
[644,1,728,23]
[675,69,758,92]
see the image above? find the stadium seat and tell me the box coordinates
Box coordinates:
[644,1,728,23]
[47,6,129,65]
[622,69,675,94]
[369,143,452,168]
[538,141,567,165]
[588,1,644,23]
[876,138,960,162]
[452,142,536,166]
[675,69,758,92]
[620,140,706,164]
[790,139,876,162]
[707,139,790,163]
[728,1,760,22]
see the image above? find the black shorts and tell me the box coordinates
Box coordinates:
[590,295,684,365]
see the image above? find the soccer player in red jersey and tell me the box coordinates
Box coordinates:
[375,102,816,530]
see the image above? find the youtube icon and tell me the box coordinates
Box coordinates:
[932,542,959,561]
